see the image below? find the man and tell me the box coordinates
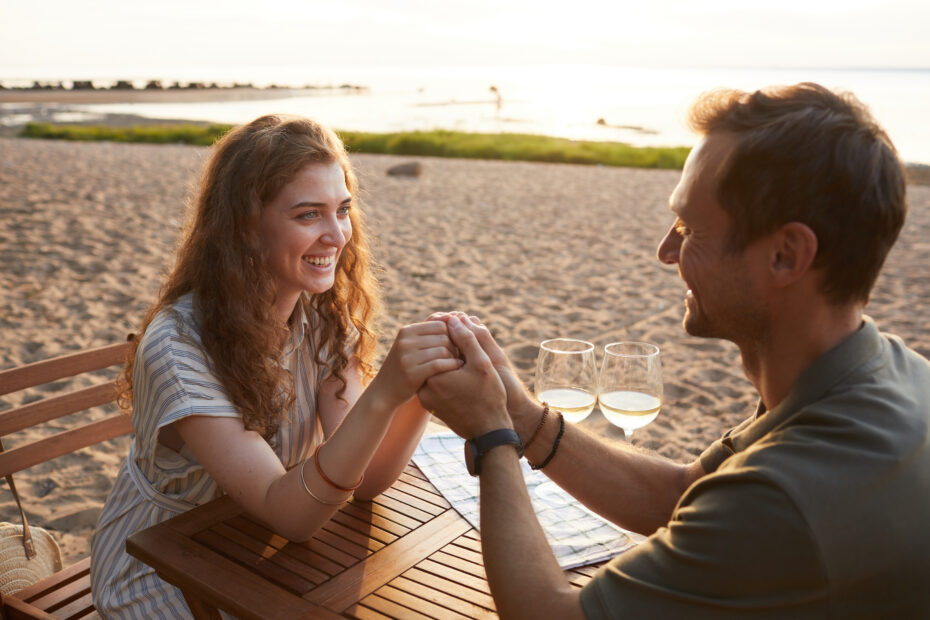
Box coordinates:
[418,83,930,618]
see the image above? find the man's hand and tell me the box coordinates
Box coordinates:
[427,312,541,437]
[418,316,511,438]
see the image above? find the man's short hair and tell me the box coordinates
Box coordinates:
[689,82,906,305]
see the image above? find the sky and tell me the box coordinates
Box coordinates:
[1,0,928,78]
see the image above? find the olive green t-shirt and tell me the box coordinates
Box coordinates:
[580,318,930,618]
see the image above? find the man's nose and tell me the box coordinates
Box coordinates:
[656,224,681,265]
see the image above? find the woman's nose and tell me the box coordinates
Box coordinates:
[656,224,682,265]
[319,214,344,245]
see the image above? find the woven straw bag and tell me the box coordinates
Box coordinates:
[1,437,64,596]
[0,521,63,596]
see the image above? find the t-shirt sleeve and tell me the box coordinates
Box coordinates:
[580,470,828,619]
[134,314,241,439]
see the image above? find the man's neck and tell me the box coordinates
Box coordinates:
[739,303,863,411]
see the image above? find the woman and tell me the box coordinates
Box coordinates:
[90,115,459,618]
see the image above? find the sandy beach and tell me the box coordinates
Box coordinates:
[1,136,928,565]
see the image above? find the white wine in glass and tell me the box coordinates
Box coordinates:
[535,338,597,423]
[598,342,663,440]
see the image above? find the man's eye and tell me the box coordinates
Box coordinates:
[675,220,690,237]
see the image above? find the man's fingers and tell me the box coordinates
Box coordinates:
[446,317,490,364]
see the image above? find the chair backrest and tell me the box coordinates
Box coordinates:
[0,340,134,478]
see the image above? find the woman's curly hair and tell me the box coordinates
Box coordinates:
[119,115,380,440]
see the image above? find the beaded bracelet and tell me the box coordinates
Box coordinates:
[530,410,565,471]
[299,460,348,506]
[314,444,364,492]
[523,403,550,451]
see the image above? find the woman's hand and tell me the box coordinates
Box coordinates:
[368,321,463,411]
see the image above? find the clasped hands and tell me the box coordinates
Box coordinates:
[420,312,540,442]
[371,311,538,442]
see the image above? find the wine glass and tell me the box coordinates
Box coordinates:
[598,342,663,440]
[534,338,597,423]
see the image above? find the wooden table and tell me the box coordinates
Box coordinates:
[126,463,604,619]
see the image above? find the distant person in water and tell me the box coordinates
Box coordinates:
[490,84,502,117]
[90,114,461,618]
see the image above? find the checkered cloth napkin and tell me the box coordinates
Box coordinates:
[413,433,643,569]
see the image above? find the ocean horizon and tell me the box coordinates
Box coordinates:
[3,64,928,164]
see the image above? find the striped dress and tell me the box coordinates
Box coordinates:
[90,293,337,619]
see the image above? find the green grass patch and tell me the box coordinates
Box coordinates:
[20,122,233,146]
[20,122,690,170]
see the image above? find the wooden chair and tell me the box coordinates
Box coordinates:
[0,340,133,619]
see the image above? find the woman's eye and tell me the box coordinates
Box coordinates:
[338,205,352,216]
[299,211,319,220]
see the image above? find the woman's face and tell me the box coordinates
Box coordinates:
[258,161,353,321]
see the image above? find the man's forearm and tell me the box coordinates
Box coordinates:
[479,446,583,620]
[513,400,703,535]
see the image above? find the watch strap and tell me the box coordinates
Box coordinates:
[466,428,524,476]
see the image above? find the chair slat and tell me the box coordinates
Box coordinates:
[14,558,91,603]
[2,596,60,620]
[0,342,129,397]
[0,381,120,436]
[0,414,133,476]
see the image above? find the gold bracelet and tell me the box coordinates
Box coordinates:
[314,444,364,492]
[299,459,349,506]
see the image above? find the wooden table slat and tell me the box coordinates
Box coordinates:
[398,470,450,496]
[415,559,492,597]
[329,511,399,545]
[209,522,330,585]
[450,535,482,554]
[375,583,473,620]
[338,502,413,537]
[373,494,436,523]
[311,527,372,560]
[403,464,430,481]
[225,516,350,575]
[439,543,483,567]
[127,524,324,620]
[403,567,496,611]
[355,593,434,619]
[193,529,316,594]
[390,575,496,619]
[393,476,451,508]
[305,509,471,610]
[379,486,447,517]
[360,499,428,531]
[344,603,395,620]
[320,520,387,553]
[429,550,489,581]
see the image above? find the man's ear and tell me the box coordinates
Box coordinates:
[770,222,818,287]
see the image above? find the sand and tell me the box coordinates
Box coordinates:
[1,136,928,565]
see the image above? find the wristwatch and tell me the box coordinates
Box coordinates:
[464,429,524,476]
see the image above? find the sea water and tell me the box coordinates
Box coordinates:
[5,64,928,164]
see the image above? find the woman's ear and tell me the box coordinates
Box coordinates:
[770,221,818,287]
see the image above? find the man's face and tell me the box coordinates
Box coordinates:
[656,133,769,344]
